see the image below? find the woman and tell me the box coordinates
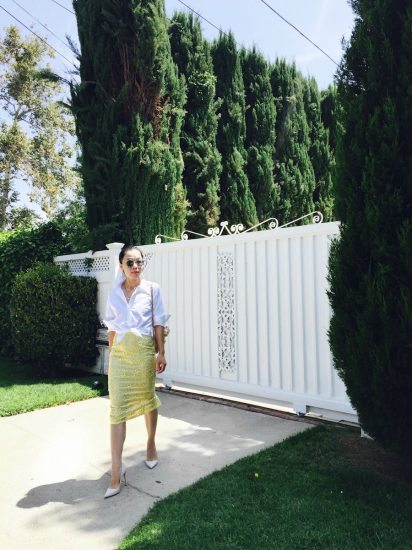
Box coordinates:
[103,244,169,498]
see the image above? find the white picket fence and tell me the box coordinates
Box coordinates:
[54,220,357,423]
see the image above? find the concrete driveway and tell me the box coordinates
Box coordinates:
[0,391,311,550]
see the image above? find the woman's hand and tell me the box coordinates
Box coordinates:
[108,331,115,354]
[156,353,167,374]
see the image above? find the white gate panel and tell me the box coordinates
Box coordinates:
[55,221,357,422]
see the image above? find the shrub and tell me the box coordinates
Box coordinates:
[0,222,67,355]
[10,262,98,375]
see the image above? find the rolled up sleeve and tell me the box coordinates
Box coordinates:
[153,284,171,327]
[103,296,117,332]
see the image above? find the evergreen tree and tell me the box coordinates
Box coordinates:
[71,0,186,249]
[169,12,221,234]
[303,77,334,221]
[241,47,279,221]
[328,0,412,454]
[320,84,340,154]
[211,33,257,226]
[270,60,315,224]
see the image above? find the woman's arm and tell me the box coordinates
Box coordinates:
[154,325,167,373]
[153,326,165,355]
[104,293,117,352]
[152,283,169,374]
[108,331,116,352]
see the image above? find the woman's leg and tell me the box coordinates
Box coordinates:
[144,409,158,460]
[110,421,126,488]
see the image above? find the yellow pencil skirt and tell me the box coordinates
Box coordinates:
[108,333,161,424]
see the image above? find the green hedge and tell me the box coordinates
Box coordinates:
[0,223,67,355]
[10,262,98,375]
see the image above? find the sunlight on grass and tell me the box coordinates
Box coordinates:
[118,427,412,550]
[124,523,165,548]
[0,356,107,416]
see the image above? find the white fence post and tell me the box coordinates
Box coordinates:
[95,242,124,374]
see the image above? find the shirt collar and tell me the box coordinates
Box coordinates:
[113,272,148,290]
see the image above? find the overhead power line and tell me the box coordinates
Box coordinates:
[259,0,338,66]
[51,0,229,43]
[51,0,239,50]
[10,0,337,71]
[11,0,73,52]
[0,4,76,67]
[50,0,75,16]
[176,0,232,41]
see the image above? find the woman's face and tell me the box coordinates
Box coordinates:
[121,249,143,280]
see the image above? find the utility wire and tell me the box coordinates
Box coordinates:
[0,4,76,67]
[51,0,228,42]
[18,0,338,70]
[51,0,238,50]
[259,0,338,66]
[11,0,73,52]
[176,0,232,41]
[50,0,74,16]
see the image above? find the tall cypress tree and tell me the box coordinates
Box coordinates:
[71,0,186,248]
[169,12,221,234]
[320,84,340,154]
[241,47,279,221]
[211,33,257,226]
[328,0,412,453]
[270,60,315,224]
[303,77,334,221]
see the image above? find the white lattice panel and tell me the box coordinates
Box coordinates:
[217,252,236,373]
[55,256,110,273]
[56,259,86,273]
[91,257,110,271]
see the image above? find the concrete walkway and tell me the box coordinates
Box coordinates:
[0,392,311,550]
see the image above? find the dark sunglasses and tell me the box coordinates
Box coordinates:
[125,258,144,267]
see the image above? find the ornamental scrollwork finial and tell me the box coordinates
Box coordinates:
[154,211,323,243]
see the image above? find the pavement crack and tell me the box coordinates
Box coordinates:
[125,482,160,499]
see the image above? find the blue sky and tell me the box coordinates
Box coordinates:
[165,0,355,89]
[1,0,355,213]
[2,0,355,88]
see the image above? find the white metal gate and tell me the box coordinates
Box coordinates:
[55,220,357,422]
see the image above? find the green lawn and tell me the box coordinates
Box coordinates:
[0,356,108,416]
[119,426,412,550]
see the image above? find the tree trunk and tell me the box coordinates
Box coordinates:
[0,166,12,230]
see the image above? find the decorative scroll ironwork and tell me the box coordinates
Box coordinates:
[217,253,236,373]
[155,234,180,244]
[278,211,323,229]
[154,211,323,243]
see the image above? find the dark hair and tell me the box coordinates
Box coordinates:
[119,244,144,263]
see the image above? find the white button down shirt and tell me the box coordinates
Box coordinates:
[104,275,170,343]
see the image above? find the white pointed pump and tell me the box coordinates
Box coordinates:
[104,465,127,499]
[145,459,158,470]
